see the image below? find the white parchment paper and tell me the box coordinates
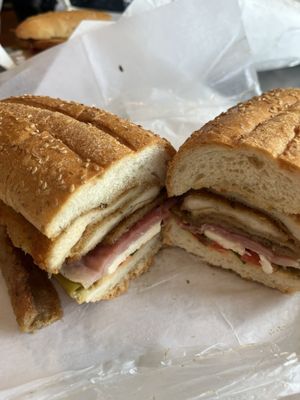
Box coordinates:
[0,0,258,147]
[241,0,300,71]
[124,0,300,71]
[1,0,300,398]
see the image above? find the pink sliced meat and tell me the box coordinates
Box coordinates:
[183,222,299,268]
[61,201,173,288]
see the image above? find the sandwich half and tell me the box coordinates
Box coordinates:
[15,10,111,50]
[165,88,300,292]
[0,95,174,303]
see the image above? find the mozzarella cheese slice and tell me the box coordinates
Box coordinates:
[203,229,246,256]
[108,221,161,274]
[183,192,288,242]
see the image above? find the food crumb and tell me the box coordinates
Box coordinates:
[186,279,190,284]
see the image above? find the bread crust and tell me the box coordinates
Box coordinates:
[5,96,175,154]
[167,88,300,196]
[0,97,174,238]
[0,201,53,271]
[15,10,111,41]
[17,38,64,50]
[0,228,62,332]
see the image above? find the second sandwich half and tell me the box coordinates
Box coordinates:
[0,95,174,303]
[165,88,300,293]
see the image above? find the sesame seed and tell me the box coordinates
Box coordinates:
[69,184,75,193]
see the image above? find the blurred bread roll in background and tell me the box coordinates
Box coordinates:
[15,9,111,50]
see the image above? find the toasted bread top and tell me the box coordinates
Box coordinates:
[167,89,300,214]
[0,96,174,238]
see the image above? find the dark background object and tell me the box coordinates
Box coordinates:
[72,0,126,12]
[1,1,19,47]
[11,0,57,20]
[8,0,128,21]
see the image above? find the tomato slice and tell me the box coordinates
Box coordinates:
[209,242,261,268]
[241,250,260,266]
[210,242,228,253]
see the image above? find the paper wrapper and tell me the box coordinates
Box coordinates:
[0,0,258,147]
[1,0,300,398]
[125,0,300,72]
[241,0,300,71]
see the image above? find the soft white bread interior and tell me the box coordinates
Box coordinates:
[167,88,300,215]
[57,234,162,303]
[163,217,300,293]
[0,97,174,239]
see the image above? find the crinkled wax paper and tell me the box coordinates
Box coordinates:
[241,0,300,71]
[125,0,300,71]
[1,0,300,399]
[0,0,258,147]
